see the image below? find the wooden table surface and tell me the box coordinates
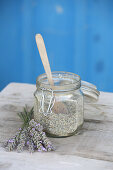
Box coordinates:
[0,83,113,170]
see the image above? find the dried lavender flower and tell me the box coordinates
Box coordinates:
[29,127,41,141]
[29,119,43,132]
[26,138,35,153]
[5,128,23,151]
[40,132,55,151]
[28,128,43,150]
[6,138,16,151]
[4,106,55,153]
[17,128,27,152]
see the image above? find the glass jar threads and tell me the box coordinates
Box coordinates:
[34,72,84,137]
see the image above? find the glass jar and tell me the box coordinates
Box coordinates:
[34,71,84,137]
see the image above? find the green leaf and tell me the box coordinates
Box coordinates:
[17,106,34,128]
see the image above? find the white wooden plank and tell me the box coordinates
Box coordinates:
[0,147,113,170]
[0,83,113,169]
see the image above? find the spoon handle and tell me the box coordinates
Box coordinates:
[35,34,54,86]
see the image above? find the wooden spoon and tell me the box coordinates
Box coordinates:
[35,34,68,114]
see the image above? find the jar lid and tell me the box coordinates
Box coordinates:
[81,80,100,102]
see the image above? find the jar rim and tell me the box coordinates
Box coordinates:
[36,71,81,91]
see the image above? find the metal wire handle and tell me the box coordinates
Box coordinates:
[39,88,55,116]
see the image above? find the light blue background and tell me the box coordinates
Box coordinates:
[0,0,113,92]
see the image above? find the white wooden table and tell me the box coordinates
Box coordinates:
[0,83,113,170]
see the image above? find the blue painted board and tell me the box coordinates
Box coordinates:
[0,0,113,92]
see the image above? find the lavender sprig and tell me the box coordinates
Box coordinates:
[26,138,35,153]
[17,106,34,128]
[29,120,55,151]
[29,119,43,132]
[40,132,55,151]
[4,106,55,153]
[17,128,27,152]
[28,125,44,151]
[5,128,22,151]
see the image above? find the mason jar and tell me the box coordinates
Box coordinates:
[34,71,84,137]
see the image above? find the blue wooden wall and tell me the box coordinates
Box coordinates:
[0,0,113,92]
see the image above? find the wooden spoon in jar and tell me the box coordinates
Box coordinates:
[35,34,68,114]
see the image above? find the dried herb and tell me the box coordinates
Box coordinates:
[4,106,55,153]
[17,106,34,128]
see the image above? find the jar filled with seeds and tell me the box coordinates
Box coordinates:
[34,71,84,137]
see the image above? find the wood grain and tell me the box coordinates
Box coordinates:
[35,34,54,86]
[0,83,113,170]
